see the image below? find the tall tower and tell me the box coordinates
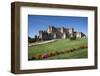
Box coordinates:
[68,28,74,37]
[47,25,52,33]
[68,28,74,34]
[61,27,64,33]
[39,31,43,39]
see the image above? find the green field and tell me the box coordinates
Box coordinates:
[28,38,88,60]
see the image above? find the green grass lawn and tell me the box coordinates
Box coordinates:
[28,38,88,60]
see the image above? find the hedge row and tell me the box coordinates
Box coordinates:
[29,45,88,60]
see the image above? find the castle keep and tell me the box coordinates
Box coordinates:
[38,25,85,40]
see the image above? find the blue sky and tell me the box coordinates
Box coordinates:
[28,15,88,38]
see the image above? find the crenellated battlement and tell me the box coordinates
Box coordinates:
[37,25,86,40]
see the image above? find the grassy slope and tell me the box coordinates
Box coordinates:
[28,38,87,59]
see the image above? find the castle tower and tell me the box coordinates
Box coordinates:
[76,32,82,38]
[47,25,53,33]
[68,28,74,34]
[62,33,66,39]
[61,27,64,33]
[39,31,43,39]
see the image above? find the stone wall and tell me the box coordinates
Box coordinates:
[38,26,85,40]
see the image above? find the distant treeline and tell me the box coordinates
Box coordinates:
[28,36,41,43]
[28,36,77,43]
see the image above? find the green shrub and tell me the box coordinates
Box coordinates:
[70,37,76,40]
[35,54,42,59]
[55,51,61,55]
[48,52,55,57]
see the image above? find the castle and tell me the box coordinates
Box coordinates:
[37,25,85,40]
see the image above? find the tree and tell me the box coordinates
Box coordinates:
[70,36,76,40]
[35,35,37,39]
[28,36,31,40]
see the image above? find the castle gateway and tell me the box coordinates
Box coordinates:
[38,25,85,40]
